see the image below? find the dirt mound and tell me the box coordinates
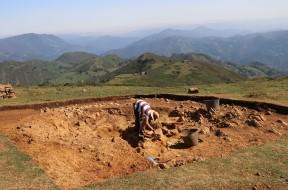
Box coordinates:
[0,84,16,99]
[0,98,287,189]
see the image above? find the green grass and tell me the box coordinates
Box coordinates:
[0,134,58,189]
[107,56,243,86]
[76,137,288,190]
[0,77,287,107]
[197,77,288,105]
[0,85,187,106]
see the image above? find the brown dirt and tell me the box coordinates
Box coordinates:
[0,98,287,190]
[0,143,6,152]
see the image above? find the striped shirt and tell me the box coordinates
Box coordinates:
[134,99,144,110]
[142,104,151,117]
[134,99,152,118]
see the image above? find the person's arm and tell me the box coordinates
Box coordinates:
[144,117,154,131]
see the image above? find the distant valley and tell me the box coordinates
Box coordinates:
[0,27,287,86]
[0,52,282,86]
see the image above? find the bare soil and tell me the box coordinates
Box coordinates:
[0,143,6,152]
[0,98,287,190]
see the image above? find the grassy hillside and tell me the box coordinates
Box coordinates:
[0,60,60,85]
[0,52,283,86]
[0,77,287,106]
[106,53,244,86]
[49,53,124,84]
[0,53,124,85]
[198,76,288,105]
[225,62,282,78]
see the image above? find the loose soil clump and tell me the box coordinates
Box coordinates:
[0,98,287,189]
[0,84,16,99]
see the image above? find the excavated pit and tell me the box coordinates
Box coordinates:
[0,96,287,190]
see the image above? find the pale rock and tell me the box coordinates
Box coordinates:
[277,119,287,127]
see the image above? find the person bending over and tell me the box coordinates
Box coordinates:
[134,99,159,136]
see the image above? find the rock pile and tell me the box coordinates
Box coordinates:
[0,84,16,99]
[246,113,266,128]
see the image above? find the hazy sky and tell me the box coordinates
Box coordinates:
[1,0,288,36]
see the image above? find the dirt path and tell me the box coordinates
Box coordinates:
[0,97,287,189]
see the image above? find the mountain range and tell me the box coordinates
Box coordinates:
[0,52,282,86]
[110,30,288,72]
[0,26,253,61]
[60,35,139,54]
[0,27,288,73]
[0,33,76,61]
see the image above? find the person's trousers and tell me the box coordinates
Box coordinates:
[133,103,140,133]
